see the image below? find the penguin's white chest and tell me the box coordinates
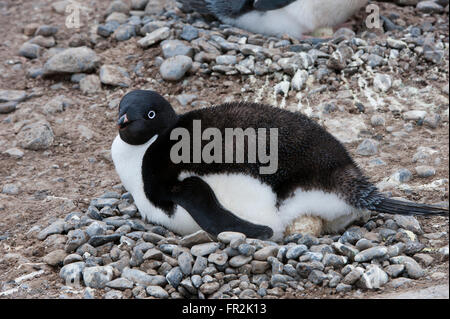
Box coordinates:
[111,135,363,241]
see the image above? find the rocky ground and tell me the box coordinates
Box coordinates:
[0,0,448,299]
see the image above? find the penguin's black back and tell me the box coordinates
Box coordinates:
[142,102,370,213]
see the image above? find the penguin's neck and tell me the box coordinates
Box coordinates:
[111,134,158,195]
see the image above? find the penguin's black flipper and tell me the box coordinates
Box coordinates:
[170,176,274,239]
[253,0,296,11]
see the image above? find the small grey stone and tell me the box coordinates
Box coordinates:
[200,281,221,295]
[43,47,100,75]
[114,24,136,41]
[390,169,413,184]
[142,248,163,261]
[253,246,279,261]
[179,230,213,247]
[79,75,102,94]
[208,252,228,266]
[18,122,54,151]
[415,166,436,178]
[342,267,364,285]
[390,256,425,279]
[65,229,88,253]
[82,265,113,288]
[146,285,169,298]
[106,278,134,290]
[180,25,199,41]
[191,242,220,257]
[35,25,58,36]
[286,245,308,260]
[356,139,378,156]
[2,184,20,195]
[159,55,193,81]
[19,43,42,59]
[0,102,17,114]
[217,231,246,244]
[37,219,65,240]
[308,270,327,285]
[322,253,348,268]
[358,265,388,289]
[336,283,352,292]
[100,65,131,87]
[393,215,422,234]
[122,267,154,286]
[229,255,252,267]
[166,267,183,288]
[161,40,194,58]
[138,27,170,48]
[43,249,67,266]
[354,246,388,263]
[88,234,121,247]
[178,252,194,275]
[104,290,123,299]
[0,89,27,103]
[59,262,85,285]
[384,264,404,278]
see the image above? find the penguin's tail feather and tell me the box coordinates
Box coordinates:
[373,197,448,216]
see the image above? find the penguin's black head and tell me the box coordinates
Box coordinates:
[117,90,178,145]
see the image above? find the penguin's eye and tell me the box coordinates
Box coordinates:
[148,110,156,119]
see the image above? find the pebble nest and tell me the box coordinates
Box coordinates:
[27,186,448,299]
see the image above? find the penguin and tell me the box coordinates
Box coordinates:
[178,0,369,39]
[111,90,448,241]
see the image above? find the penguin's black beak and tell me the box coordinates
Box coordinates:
[117,114,129,129]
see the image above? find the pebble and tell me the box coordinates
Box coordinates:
[229,255,252,268]
[43,47,100,75]
[358,265,388,289]
[146,285,169,298]
[356,139,378,156]
[43,249,67,266]
[159,55,193,81]
[18,43,42,59]
[180,25,199,41]
[80,75,102,94]
[354,246,388,262]
[83,266,114,288]
[373,73,392,92]
[138,27,170,47]
[179,230,213,247]
[37,220,65,240]
[161,40,194,58]
[166,267,183,288]
[17,122,54,151]
[393,215,422,234]
[415,166,436,178]
[59,262,85,286]
[99,65,131,87]
[285,245,308,260]
[191,242,220,257]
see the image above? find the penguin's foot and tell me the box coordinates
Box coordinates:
[284,215,324,237]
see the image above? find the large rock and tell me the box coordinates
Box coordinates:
[17,122,54,150]
[43,47,100,75]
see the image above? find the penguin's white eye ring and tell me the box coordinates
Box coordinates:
[148,110,156,119]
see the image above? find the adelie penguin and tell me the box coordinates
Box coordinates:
[178,0,368,39]
[111,90,448,241]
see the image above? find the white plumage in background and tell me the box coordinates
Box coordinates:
[179,0,369,38]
